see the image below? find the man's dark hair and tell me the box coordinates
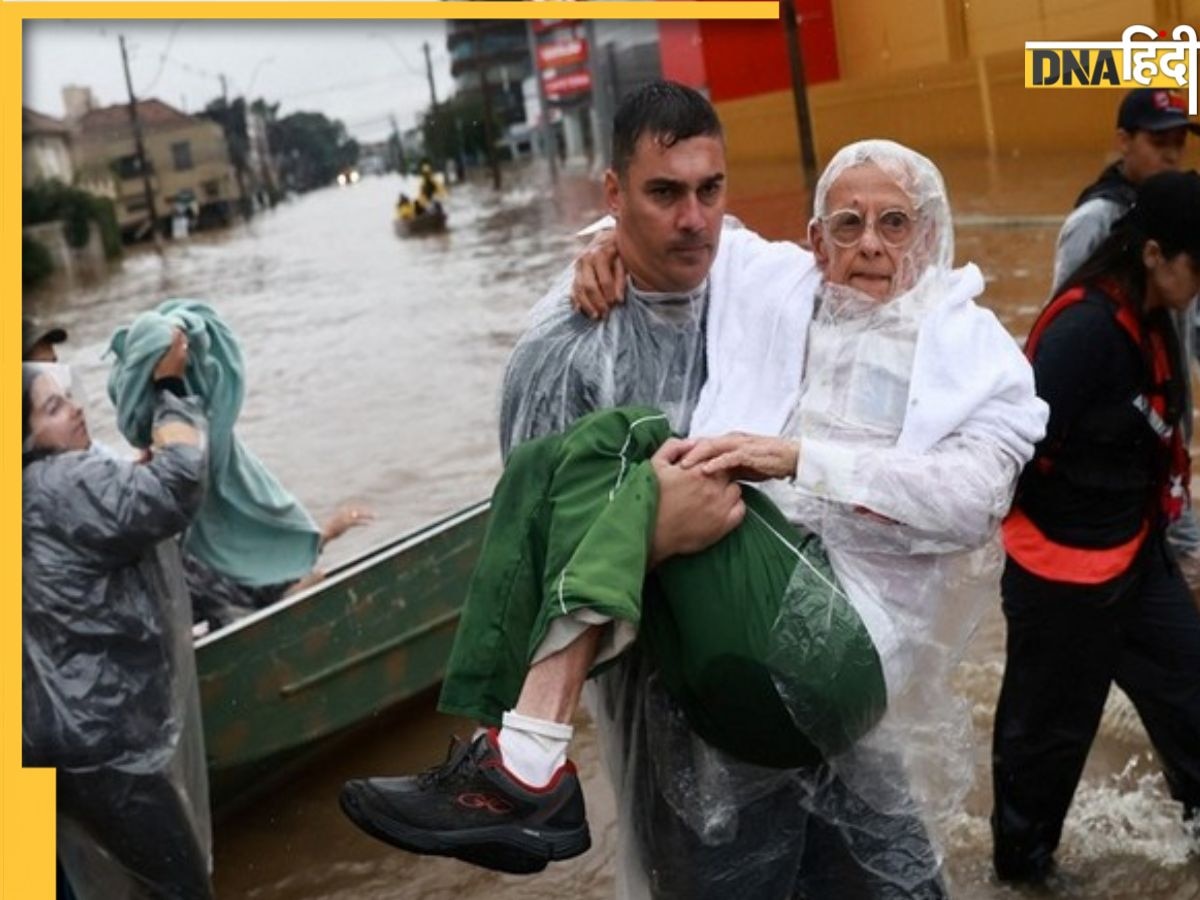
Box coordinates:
[611,80,723,177]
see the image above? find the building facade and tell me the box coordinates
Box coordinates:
[22,108,75,187]
[67,87,238,238]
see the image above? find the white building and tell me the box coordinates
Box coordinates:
[22,107,74,187]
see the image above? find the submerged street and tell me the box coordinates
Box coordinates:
[30,156,1200,899]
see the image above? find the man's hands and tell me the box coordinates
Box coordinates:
[678,432,800,482]
[649,438,744,567]
[571,228,625,320]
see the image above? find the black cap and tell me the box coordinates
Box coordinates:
[1133,170,1200,258]
[21,317,67,359]
[1117,88,1200,135]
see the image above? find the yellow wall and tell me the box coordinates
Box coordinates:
[831,0,955,79]
[964,0,1159,57]
[717,0,1194,167]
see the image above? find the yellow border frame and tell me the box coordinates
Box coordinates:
[4,2,777,897]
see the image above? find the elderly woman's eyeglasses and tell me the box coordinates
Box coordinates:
[822,208,916,248]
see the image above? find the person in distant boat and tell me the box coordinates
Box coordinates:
[418,160,446,216]
[396,192,417,221]
[23,330,214,899]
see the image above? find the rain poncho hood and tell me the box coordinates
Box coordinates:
[22,372,212,898]
[108,299,319,587]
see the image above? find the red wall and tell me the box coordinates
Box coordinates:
[694,0,839,102]
[659,20,708,88]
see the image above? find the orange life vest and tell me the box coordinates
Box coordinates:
[1003,279,1189,584]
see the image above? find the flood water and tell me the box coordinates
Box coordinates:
[28,152,1200,899]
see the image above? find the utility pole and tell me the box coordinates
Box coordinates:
[526,19,558,182]
[423,41,440,108]
[781,0,818,191]
[584,19,609,171]
[119,34,162,251]
[422,40,446,177]
[389,113,408,174]
[471,21,502,191]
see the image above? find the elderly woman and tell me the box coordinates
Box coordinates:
[23,332,213,900]
[343,141,1047,897]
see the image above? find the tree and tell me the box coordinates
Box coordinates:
[421,92,507,173]
[268,110,360,192]
[201,97,252,215]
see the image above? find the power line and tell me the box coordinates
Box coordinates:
[272,71,413,101]
[137,22,183,97]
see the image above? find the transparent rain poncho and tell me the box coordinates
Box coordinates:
[500,266,709,454]
[567,141,1046,898]
[22,363,214,899]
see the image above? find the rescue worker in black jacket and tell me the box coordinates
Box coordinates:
[991,170,1200,884]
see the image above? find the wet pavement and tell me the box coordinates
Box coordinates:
[28,153,1200,899]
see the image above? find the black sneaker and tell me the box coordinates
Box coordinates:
[339,729,591,875]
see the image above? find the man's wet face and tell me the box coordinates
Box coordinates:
[607,133,726,294]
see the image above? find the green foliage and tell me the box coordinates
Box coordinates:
[22,234,54,289]
[267,110,360,191]
[421,93,497,167]
[22,179,122,258]
[202,97,250,167]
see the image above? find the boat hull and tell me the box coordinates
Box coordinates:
[394,208,447,236]
[196,501,489,801]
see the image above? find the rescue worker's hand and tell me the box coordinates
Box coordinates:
[649,437,744,567]
[571,228,625,320]
[678,432,800,482]
[150,330,201,448]
[321,503,375,548]
[153,329,189,380]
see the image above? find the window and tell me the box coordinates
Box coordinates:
[202,179,220,198]
[171,141,194,171]
[125,197,148,213]
[113,154,149,180]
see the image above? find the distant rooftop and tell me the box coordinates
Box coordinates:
[77,98,193,133]
[22,107,70,136]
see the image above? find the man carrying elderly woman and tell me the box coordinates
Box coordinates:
[342,80,1047,898]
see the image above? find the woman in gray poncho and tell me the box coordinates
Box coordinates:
[22,331,213,900]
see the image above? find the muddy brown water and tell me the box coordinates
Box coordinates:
[30,152,1200,899]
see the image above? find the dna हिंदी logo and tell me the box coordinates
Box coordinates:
[1025,24,1197,115]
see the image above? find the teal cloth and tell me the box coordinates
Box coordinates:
[107,299,320,587]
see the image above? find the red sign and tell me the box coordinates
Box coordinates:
[543,70,592,98]
[537,38,588,71]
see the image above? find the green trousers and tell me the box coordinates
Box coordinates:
[439,407,886,767]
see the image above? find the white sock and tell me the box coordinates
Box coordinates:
[497,710,573,788]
